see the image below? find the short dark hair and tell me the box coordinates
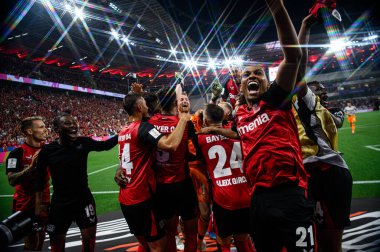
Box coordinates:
[143,92,160,115]
[123,93,143,116]
[204,104,224,124]
[53,112,71,132]
[157,87,176,112]
[20,116,43,135]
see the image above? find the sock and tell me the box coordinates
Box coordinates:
[81,237,95,252]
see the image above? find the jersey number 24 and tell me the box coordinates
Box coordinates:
[208,142,243,179]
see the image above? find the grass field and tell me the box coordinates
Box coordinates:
[1,111,379,221]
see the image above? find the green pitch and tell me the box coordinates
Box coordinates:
[1,111,380,220]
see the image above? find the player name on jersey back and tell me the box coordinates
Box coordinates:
[118,134,132,141]
[205,135,228,143]
[216,176,248,187]
[154,125,176,133]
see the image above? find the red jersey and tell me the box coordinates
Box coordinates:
[197,134,250,210]
[234,83,308,194]
[118,121,163,205]
[221,78,239,107]
[6,143,50,211]
[148,114,194,184]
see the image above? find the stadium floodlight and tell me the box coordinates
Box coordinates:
[170,47,177,55]
[208,59,216,69]
[330,38,350,52]
[65,3,71,12]
[122,36,129,44]
[234,57,243,65]
[137,23,145,31]
[224,58,233,66]
[111,29,119,39]
[74,7,84,19]
[184,58,197,68]
[363,35,378,41]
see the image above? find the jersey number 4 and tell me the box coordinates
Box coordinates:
[121,143,133,174]
[208,142,243,179]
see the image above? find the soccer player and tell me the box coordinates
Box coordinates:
[293,13,352,252]
[35,113,118,252]
[344,102,357,134]
[306,81,345,129]
[114,93,191,252]
[218,102,234,128]
[199,0,316,251]
[221,67,241,108]
[196,104,254,252]
[6,116,50,251]
[148,89,198,252]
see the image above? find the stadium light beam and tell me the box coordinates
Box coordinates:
[330,39,350,52]
[74,7,84,20]
[65,3,71,12]
[122,36,129,44]
[110,29,119,39]
[208,59,216,69]
[170,47,177,55]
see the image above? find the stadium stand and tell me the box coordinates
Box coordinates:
[0,81,126,150]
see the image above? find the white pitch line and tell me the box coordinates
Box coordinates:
[3,180,380,198]
[353,180,380,184]
[88,163,119,175]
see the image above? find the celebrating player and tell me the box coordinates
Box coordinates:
[220,67,241,108]
[195,104,254,251]
[115,93,191,252]
[199,0,316,251]
[293,13,352,252]
[35,113,118,252]
[148,89,198,252]
[6,117,50,251]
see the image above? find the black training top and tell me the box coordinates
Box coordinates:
[35,135,118,206]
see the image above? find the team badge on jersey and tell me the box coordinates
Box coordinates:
[7,158,17,169]
[149,128,161,139]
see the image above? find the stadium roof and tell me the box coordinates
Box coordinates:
[0,0,198,77]
[0,0,378,79]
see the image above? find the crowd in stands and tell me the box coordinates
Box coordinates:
[0,54,218,95]
[0,54,130,93]
[328,96,380,111]
[0,81,126,150]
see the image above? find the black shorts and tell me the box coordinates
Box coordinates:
[120,199,165,242]
[155,178,198,221]
[250,182,317,252]
[212,202,250,238]
[308,166,353,229]
[46,194,97,235]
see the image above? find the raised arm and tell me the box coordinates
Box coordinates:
[297,14,317,98]
[88,134,118,152]
[157,113,190,151]
[197,126,239,140]
[266,0,302,92]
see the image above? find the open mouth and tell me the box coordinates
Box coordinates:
[247,81,259,91]
[68,129,78,136]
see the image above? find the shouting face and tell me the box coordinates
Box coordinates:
[241,65,269,105]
